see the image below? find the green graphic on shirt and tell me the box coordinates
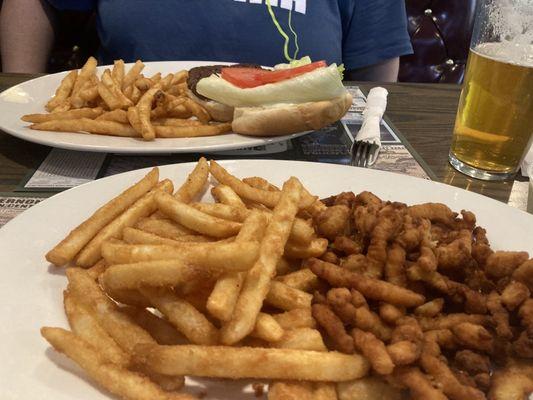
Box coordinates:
[266,0,299,62]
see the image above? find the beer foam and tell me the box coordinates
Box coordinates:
[482,0,533,67]
[475,43,533,68]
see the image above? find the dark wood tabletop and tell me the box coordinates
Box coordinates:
[0,73,523,204]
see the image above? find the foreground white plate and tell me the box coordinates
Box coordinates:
[0,61,309,154]
[1,160,532,399]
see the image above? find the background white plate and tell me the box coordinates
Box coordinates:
[0,61,310,154]
[1,160,532,399]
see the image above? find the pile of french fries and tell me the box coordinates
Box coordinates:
[41,158,369,400]
[22,58,231,140]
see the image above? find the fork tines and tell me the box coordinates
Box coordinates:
[350,141,379,168]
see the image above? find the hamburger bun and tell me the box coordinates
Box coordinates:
[232,92,352,136]
[186,89,234,122]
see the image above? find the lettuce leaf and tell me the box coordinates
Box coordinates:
[337,64,345,80]
[197,64,347,107]
[274,56,312,70]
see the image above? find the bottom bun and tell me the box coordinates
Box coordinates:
[186,90,234,122]
[231,92,353,137]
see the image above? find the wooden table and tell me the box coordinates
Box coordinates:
[0,73,523,204]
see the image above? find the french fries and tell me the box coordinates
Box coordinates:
[41,160,346,397]
[25,58,233,140]
[22,107,104,123]
[134,344,369,381]
[156,191,242,238]
[220,177,303,345]
[41,328,194,400]
[75,179,174,267]
[41,158,533,399]
[46,167,159,266]
[46,69,77,111]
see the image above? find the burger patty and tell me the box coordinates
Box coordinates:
[187,64,264,100]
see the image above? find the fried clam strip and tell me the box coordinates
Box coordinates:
[134,344,368,381]
[489,362,533,400]
[312,303,354,354]
[46,69,78,111]
[173,157,208,203]
[100,241,259,271]
[45,167,159,266]
[220,177,303,345]
[75,179,174,267]
[306,258,425,307]
[393,367,447,400]
[209,160,317,210]
[190,202,315,245]
[207,211,267,321]
[41,328,193,400]
[420,353,486,400]
[352,328,394,375]
[156,191,242,238]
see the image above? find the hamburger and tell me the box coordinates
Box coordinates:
[187,60,352,137]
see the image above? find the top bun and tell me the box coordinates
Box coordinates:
[231,92,352,137]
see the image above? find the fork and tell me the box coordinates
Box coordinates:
[350,140,379,167]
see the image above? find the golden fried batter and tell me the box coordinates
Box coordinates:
[452,322,493,353]
[501,281,530,311]
[420,353,486,400]
[306,258,425,307]
[512,259,533,292]
[352,328,394,375]
[485,251,529,279]
[314,205,350,241]
[311,303,354,354]
[487,291,513,339]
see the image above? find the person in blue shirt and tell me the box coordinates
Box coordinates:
[0,0,412,81]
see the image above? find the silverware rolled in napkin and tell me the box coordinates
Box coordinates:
[350,87,388,167]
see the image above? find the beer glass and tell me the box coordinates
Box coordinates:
[449,0,533,181]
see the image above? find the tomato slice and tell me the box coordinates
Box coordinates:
[221,61,327,88]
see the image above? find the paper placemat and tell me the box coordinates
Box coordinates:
[24,149,106,189]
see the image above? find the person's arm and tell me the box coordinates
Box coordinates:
[1,0,56,73]
[345,57,399,82]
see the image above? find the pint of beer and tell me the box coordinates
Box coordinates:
[449,1,533,181]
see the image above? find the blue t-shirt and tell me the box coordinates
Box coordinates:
[48,0,412,70]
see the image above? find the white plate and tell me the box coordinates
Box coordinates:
[1,160,532,399]
[0,61,309,154]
